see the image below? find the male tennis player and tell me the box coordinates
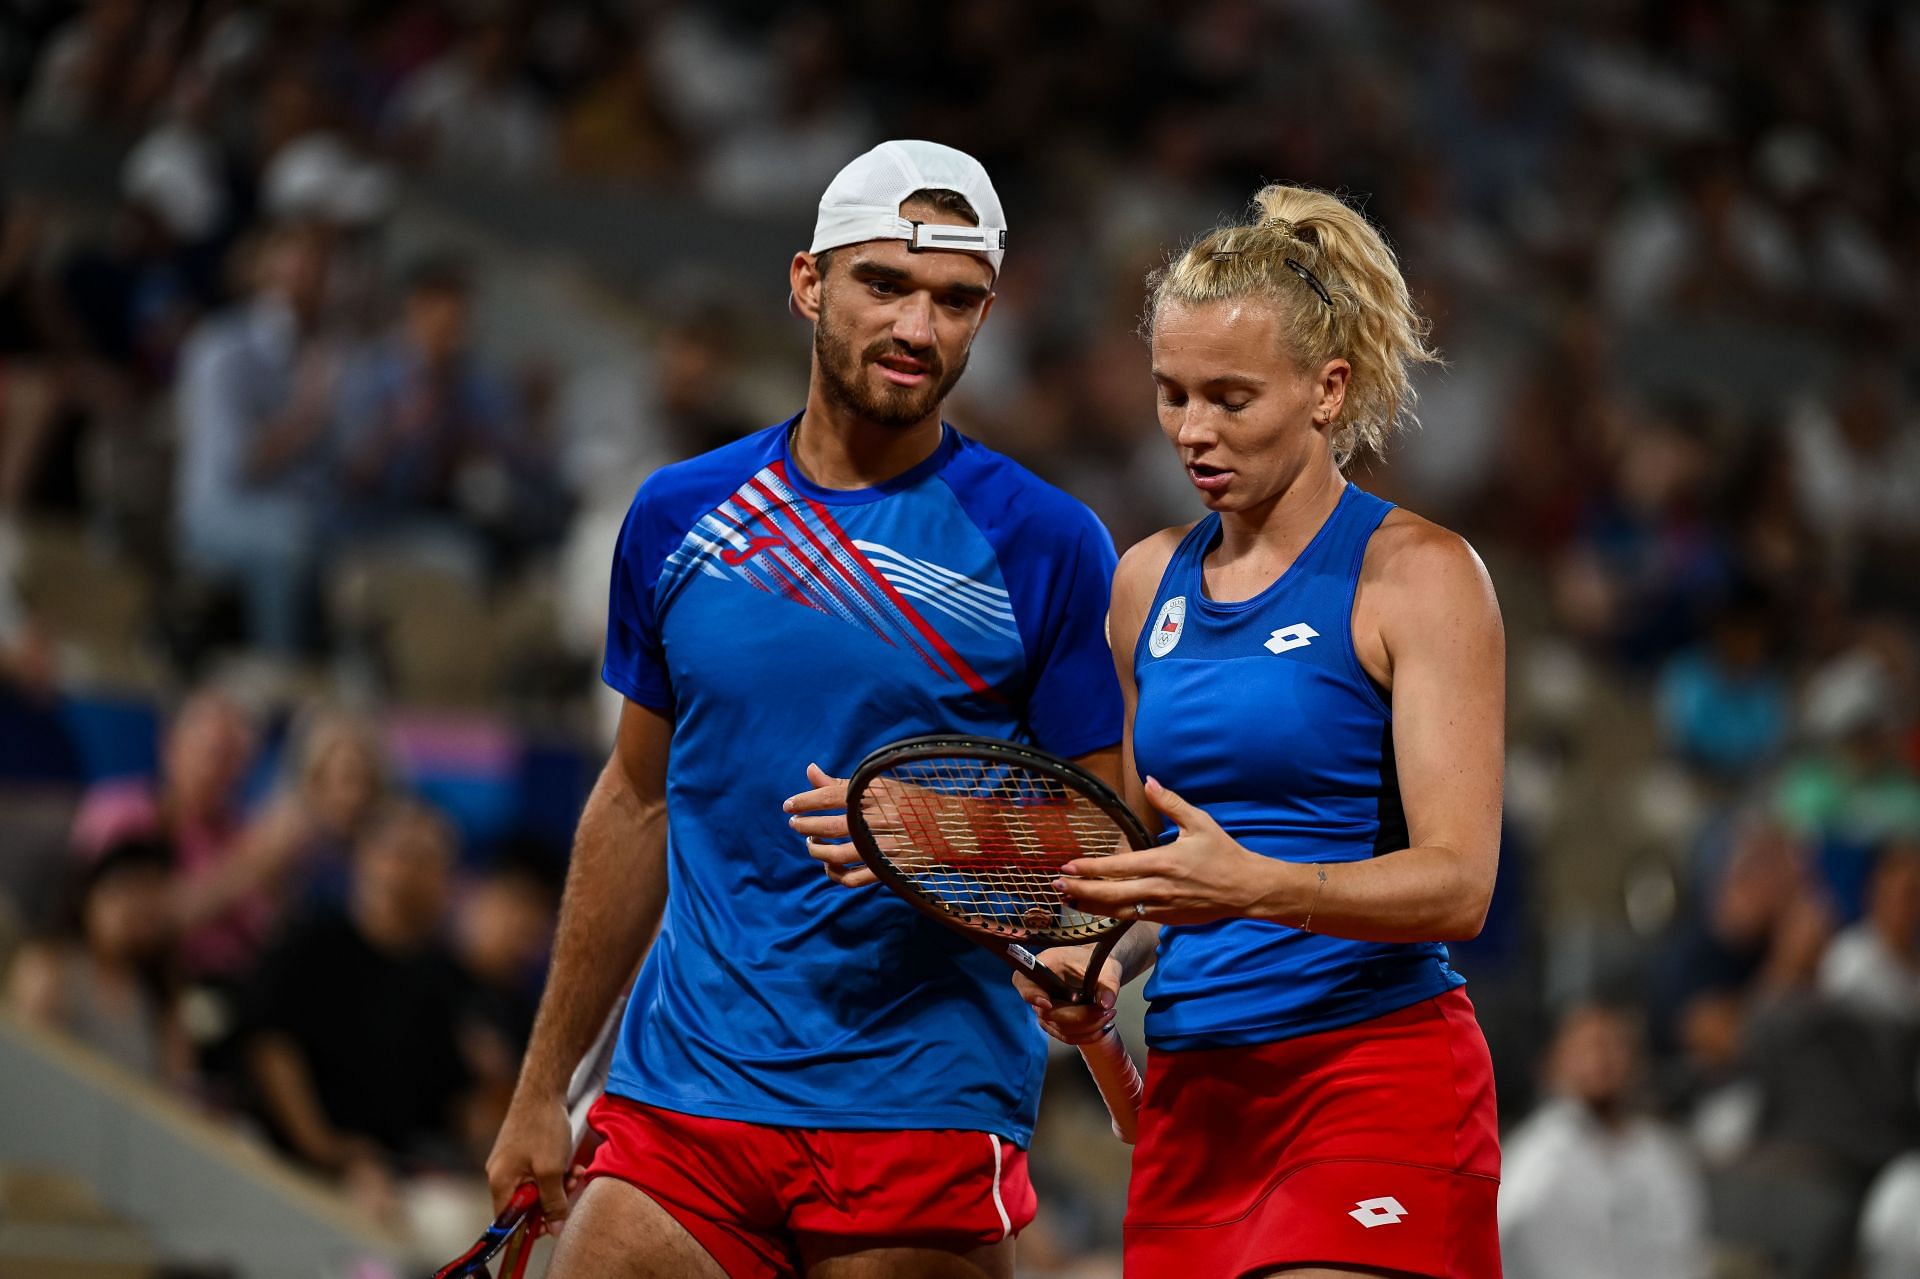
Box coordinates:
[485,141,1122,1279]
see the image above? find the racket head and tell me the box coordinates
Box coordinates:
[845,735,1153,958]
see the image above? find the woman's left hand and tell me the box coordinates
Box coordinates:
[785,763,877,887]
[1053,778,1278,927]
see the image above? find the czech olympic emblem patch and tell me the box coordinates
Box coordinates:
[1149,595,1187,658]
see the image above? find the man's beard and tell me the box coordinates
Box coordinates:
[814,304,970,429]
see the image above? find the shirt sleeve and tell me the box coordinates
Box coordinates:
[1017,503,1123,760]
[601,482,675,711]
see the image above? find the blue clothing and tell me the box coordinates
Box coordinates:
[1131,485,1464,1052]
[174,299,333,650]
[176,299,333,521]
[1656,648,1789,776]
[601,416,1122,1144]
[333,339,515,516]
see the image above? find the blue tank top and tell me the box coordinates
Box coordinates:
[1132,484,1464,1052]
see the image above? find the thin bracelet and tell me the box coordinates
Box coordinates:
[1300,867,1329,933]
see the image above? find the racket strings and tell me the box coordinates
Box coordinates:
[859,756,1123,941]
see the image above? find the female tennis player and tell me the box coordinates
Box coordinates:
[1021,185,1505,1278]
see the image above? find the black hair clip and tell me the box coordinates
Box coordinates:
[1284,257,1333,308]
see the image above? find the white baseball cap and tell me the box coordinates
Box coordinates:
[810,140,1007,275]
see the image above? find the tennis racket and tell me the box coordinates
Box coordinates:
[435,987,628,1278]
[433,1182,541,1279]
[845,734,1150,1143]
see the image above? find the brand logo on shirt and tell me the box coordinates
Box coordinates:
[1348,1196,1408,1228]
[1148,596,1187,658]
[659,463,1001,695]
[1264,622,1318,654]
[719,536,785,565]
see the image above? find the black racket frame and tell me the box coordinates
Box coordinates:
[845,734,1154,1007]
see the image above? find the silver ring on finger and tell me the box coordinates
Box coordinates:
[1134,901,1151,921]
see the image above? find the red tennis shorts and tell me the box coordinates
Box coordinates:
[578,1095,1035,1278]
[1125,988,1501,1278]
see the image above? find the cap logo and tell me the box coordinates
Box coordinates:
[906,221,1003,255]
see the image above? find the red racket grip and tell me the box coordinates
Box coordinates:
[503,1182,542,1218]
[1078,1023,1144,1144]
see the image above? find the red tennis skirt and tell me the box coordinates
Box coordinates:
[1125,988,1501,1278]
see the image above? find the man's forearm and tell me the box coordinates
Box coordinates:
[514,761,668,1100]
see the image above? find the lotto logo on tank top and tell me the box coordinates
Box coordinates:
[1148,596,1187,658]
[1264,622,1318,654]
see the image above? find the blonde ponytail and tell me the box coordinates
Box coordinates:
[1144,184,1438,464]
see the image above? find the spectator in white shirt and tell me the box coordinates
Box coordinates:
[174,223,341,652]
[1820,842,1920,1023]
[1501,1003,1711,1279]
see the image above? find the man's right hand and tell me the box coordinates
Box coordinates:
[484,1091,577,1231]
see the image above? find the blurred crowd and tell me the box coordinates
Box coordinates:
[0,1,1917,1276]
[4,688,558,1255]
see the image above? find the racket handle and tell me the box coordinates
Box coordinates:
[1078,1024,1144,1145]
[502,1222,540,1279]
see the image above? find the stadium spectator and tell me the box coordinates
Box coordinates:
[186,707,395,929]
[1598,147,1801,319]
[386,20,553,179]
[19,0,177,133]
[1655,585,1790,780]
[1553,403,1732,668]
[242,801,482,1209]
[1712,990,1920,1279]
[1819,842,1920,1022]
[1776,645,1920,916]
[451,856,556,1076]
[1786,355,1920,610]
[332,253,514,582]
[70,688,265,984]
[700,11,871,211]
[1652,814,1831,1054]
[558,40,683,182]
[24,185,190,514]
[0,193,64,514]
[4,836,191,1085]
[1500,1003,1709,1279]
[173,222,342,654]
[119,69,235,292]
[1860,1150,1920,1279]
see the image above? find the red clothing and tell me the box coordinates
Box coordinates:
[71,778,270,978]
[1125,988,1501,1278]
[579,1095,1035,1278]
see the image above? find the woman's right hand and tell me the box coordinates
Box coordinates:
[1011,945,1121,1046]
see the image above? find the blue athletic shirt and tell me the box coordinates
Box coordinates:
[1131,484,1464,1053]
[601,415,1122,1145]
